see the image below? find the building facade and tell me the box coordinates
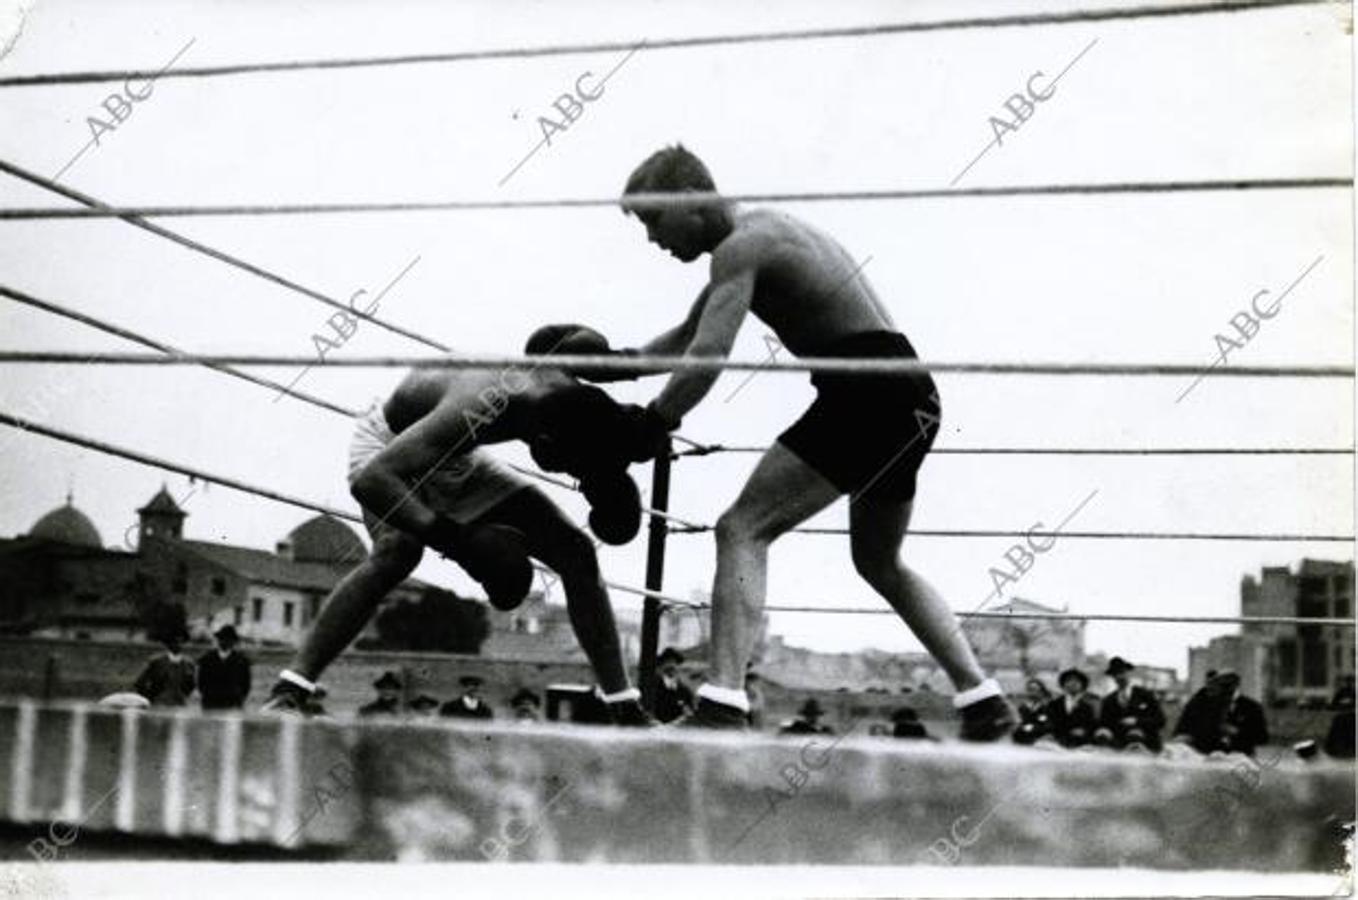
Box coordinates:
[0,489,431,646]
[1187,559,1354,704]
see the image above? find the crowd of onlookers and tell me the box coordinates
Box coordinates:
[114,634,1356,760]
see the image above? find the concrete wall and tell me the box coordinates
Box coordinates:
[1,700,1351,869]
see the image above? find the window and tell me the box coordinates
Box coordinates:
[211,577,226,596]
[1299,624,1328,688]
[308,596,321,622]
[233,606,243,626]
[1336,596,1351,618]
[252,598,264,622]
[172,564,188,595]
[1277,639,1298,687]
[283,602,295,627]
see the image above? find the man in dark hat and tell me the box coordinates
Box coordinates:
[441,675,494,719]
[1044,668,1097,748]
[197,625,253,711]
[653,647,695,724]
[1174,670,1269,756]
[1097,657,1166,751]
[780,698,834,736]
[359,671,403,717]
[891,706,931,740]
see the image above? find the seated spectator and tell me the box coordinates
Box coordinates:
[1324,708,1355,759]
[780,698,833,736]
[1014,677,1054,744]
[1098,657,1166,752]
[511,688,543,723]
[197,625,252,712]
[133,629,196,708]
[441,675,494,720]
[407,694,441,717]
[891,706,930,740]
[1044,668,1097,748]
[358,671,403,718]
[1174,670,1269,757]
[653,648,695,723]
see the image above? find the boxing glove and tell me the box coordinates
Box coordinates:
[620,403,677,463]
[424,515,532,611]
[524,323,642,383]
[579,470,642,545]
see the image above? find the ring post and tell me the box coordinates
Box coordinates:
[638,437,673,712]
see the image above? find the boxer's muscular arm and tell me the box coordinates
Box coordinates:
[350,399,476,539]
[650,244,758,425]
[638,285,712,357]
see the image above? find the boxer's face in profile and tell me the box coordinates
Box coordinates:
[635,206,706,262]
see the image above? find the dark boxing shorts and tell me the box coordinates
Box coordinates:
[778,331,941,501]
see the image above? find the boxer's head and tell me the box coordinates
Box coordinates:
[622,144,731,262]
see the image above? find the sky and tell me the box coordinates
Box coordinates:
[0,0,1352,675]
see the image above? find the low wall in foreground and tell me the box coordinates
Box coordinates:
[0,701,1351,870]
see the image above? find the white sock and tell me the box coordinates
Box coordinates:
[697,683,750,713]
[603,687,640,704]
[279,669,317,694]
[953,678,1002,709]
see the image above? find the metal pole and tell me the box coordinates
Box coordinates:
[638,438,673,712]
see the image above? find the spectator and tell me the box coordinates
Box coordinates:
[780,698,833,736]
[441,675,494,719]
[197,625,252,711]
[1013,677,1054,745]
[1174,670,1269,756]
[358,671,403,718]
[1044,668,1097,748]
[133,630,196,708]
[407,694,441,717]
[511,688,543,723]
[653,648,695,723]
[1324,706,1354,759]
[1097,657,1166,751]
[891,706,930,740]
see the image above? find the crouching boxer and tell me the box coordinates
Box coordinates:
[262,330,651,725]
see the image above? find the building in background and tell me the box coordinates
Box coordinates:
[0,488,434,646]
[1188,559,1354,706]
[960,597,1088,694]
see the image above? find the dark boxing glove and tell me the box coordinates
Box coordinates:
[579,470,642,545]
[524,323,643,383]
[424,515,532,611]
[620,402,678,463]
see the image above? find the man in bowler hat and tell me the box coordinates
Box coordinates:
[441,675,494,719]
[1097,657,1166,751]
[1045,668,1098,748]
[359,670,404,717]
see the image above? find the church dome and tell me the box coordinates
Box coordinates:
[285,515,365,564]
[30,496,103,548]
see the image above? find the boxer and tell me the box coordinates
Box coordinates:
[263,332,650,724]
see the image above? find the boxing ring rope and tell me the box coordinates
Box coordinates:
[1,178,1349,221]
[0,0,1336,88]
[0,350,1349,378]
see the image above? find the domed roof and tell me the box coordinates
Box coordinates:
[30,496,103,548]
[286,515,365,564]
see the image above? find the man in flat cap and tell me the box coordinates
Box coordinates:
[1045,668,1097,748]
[441,675,494,719]
[197,625,253,711]
[1097,657,1166,751]
[359,670,403,718]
